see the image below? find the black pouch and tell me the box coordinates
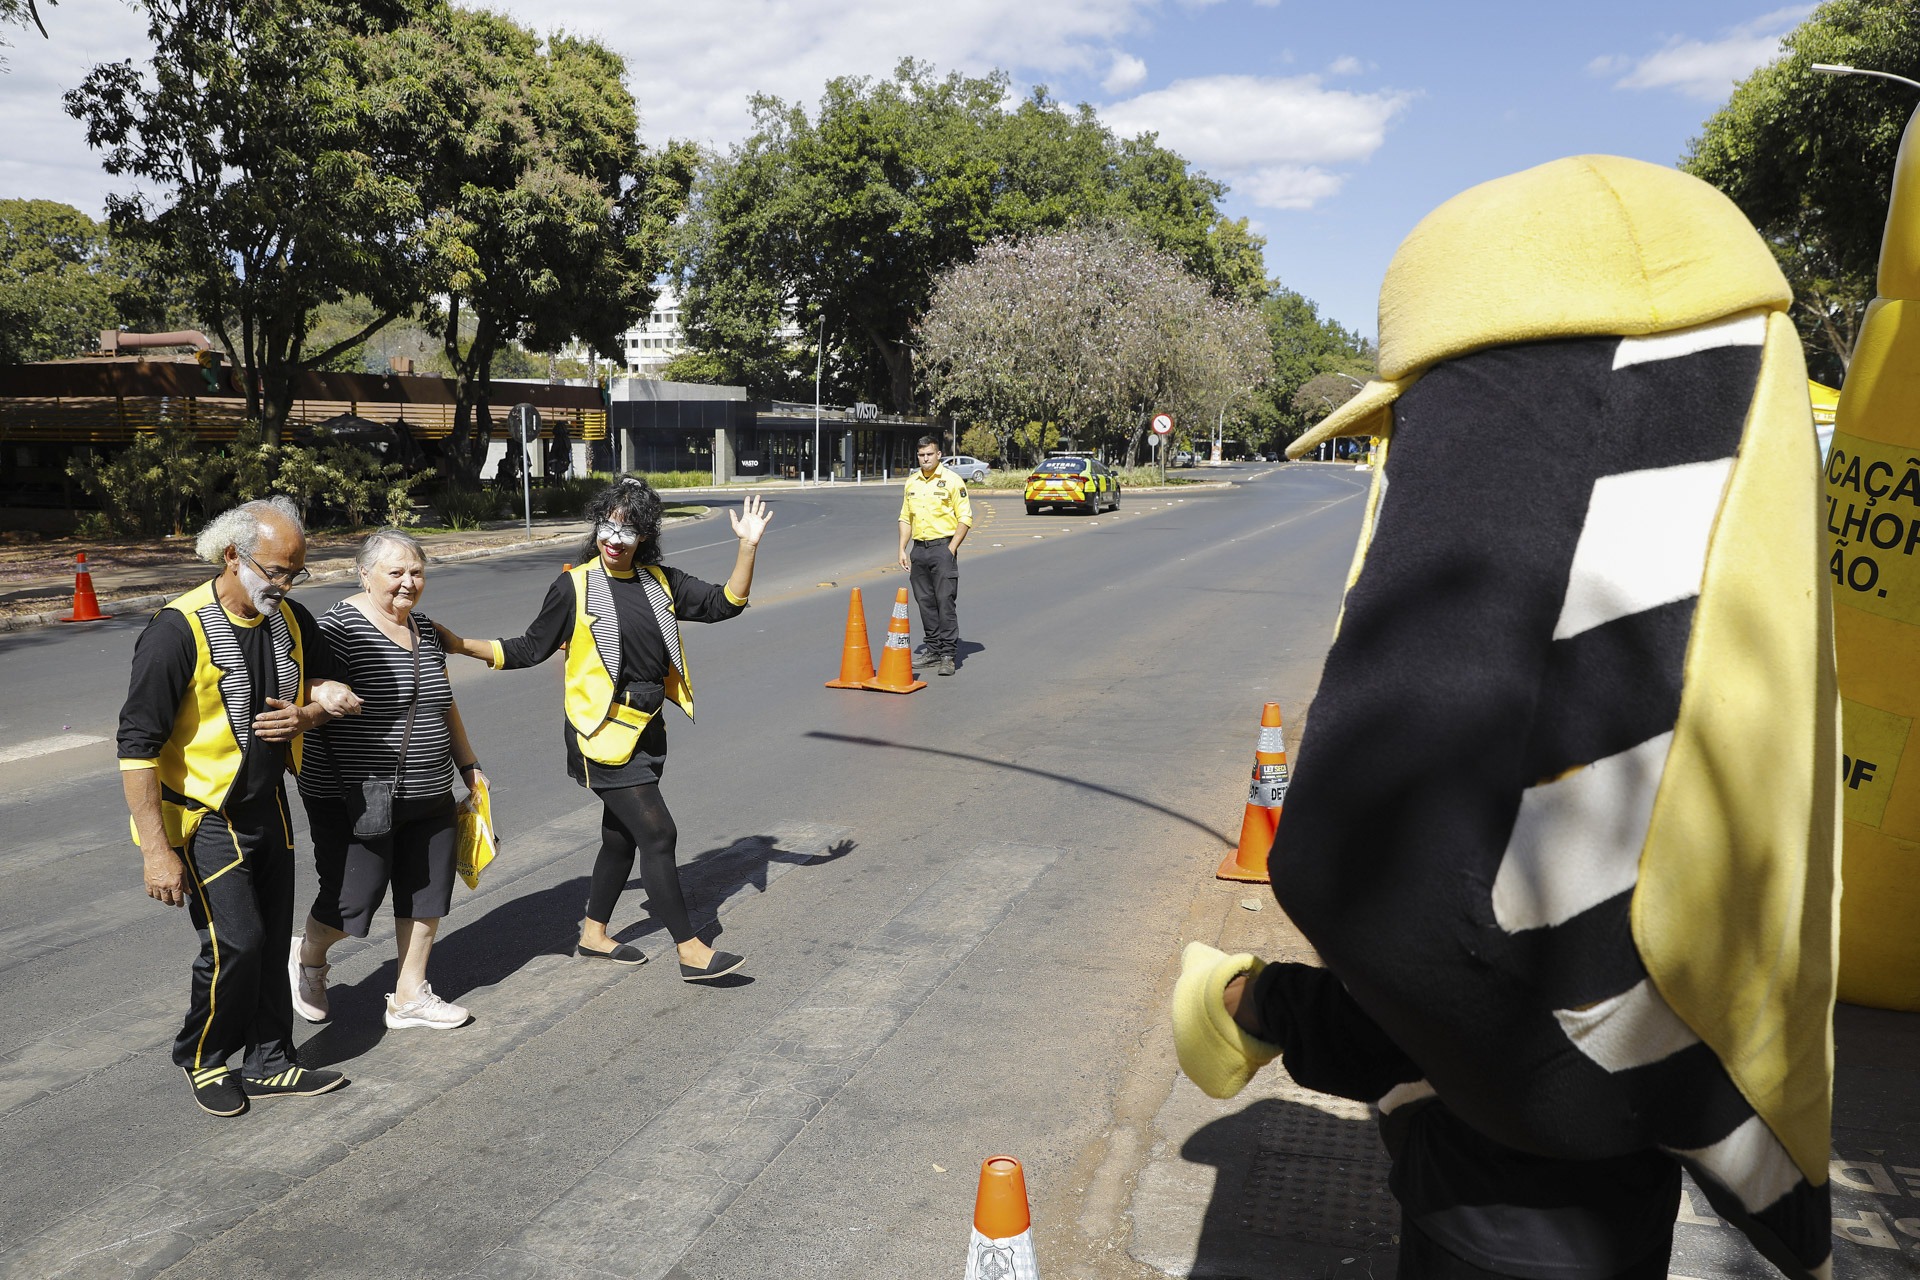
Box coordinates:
[347,777,395,841]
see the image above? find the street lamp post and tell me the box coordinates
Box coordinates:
[1214,388,1253,462]
[1812,63,1920,93]
[813,316,826,485]
[1317,372,1366,461]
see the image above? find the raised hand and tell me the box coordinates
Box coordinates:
[729,494,772,546]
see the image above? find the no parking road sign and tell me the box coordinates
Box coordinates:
[1151,413,1174,436]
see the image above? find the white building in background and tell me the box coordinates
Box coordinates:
[620,286,689,375]
[613,286,806,379]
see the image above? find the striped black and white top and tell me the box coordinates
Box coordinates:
[297,602,457,801]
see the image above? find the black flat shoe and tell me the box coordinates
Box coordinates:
[576,942,647,966]
[680,950,745,982]
[185,1066,247,1117]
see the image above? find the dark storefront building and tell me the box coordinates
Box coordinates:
[609,381,944,481]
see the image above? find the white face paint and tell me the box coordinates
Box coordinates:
[237,559,284,613]
[596,521,639,560]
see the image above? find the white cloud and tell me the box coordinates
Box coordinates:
[518,0,1156,145]
[1,0,1406,225]
[1325,55,1363,77]
[1,0,1165,214]
[1102,73,1408,210]
[1102,52,1148,94]
[0,0,166,217]
[1605,6,1813,101]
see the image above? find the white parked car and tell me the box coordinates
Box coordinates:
[943,455,990,482]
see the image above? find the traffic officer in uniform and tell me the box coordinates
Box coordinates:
[897,435,972,676]
[118,497,361,1116]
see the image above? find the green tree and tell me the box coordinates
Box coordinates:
[673,59,1265,411]
[371,8,694,477]
[1683,0,1920,381]
[1244,286,1374,450]
[66,0,427,444]
[0,199,180,362]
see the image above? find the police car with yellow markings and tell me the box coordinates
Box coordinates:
[1024,455,1120,515]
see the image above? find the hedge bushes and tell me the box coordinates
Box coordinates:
[68,422,428,537]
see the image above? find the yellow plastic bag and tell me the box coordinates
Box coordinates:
[455,776,498,890]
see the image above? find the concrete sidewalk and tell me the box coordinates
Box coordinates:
[1127,879,1920,1277]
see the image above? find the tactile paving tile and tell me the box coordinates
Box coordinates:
[1239,1100,1398,1248]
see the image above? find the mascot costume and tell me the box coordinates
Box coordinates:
[1825,96,1920,1014]
[1174,155,1839,1279]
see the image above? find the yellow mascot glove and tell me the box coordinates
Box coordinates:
[1172,941,1282,1099]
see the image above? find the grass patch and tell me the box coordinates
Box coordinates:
[436,485,507,530]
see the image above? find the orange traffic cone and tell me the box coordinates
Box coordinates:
[965,1156,1039,1280]
[825,587,878,689]
[58,552,112,623]
[1217,702,1288,882]
[862,587,927,694]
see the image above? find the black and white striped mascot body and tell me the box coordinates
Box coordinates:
[1187,156,1839,1279]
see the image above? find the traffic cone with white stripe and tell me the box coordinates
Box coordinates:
[862,587,927,694]
[1216,702,1289,882]
[58,551,112,623]
[964,1156,1040,1280]
[825,587,877,689]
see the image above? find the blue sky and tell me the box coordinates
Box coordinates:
[0,1,1812,341]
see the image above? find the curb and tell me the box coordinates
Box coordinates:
[0,512,713,636]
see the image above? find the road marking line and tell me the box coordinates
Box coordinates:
[0,735,107,766]
[475,841,1062,1280]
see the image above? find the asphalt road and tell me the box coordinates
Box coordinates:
[0,463,1372,1279]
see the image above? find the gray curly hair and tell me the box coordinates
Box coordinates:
[194,497,303,565]
[356,528,426,575]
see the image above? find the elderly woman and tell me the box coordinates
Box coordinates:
[290,528,486,1031]
[439,477,769,981]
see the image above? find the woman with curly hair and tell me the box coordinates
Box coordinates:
[439,477,771,980]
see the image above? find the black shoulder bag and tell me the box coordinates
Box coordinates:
[326,616,421,841]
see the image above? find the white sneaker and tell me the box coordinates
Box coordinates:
[384,983,469,1030]
[289,937,330,1023]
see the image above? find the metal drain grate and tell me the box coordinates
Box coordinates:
[1238,1102,1398,1248]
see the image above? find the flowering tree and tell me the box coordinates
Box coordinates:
[916,224,1267,465]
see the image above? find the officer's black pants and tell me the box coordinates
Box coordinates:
[171,796,299,1076]
[910,540,959,656]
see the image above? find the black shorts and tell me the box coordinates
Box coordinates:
[306,792,458,935]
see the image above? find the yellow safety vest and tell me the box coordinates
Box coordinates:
[562,560,693,765]
[131,579,306,847]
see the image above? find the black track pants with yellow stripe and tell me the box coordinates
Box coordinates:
[171,796,299,1077]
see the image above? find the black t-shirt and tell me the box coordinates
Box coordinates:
[495,563,744,703]
[117,586,333,810]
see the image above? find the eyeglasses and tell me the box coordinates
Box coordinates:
[242,552,311,587]
[596,522,640,542]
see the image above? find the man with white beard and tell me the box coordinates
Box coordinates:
[118,497,363,1116]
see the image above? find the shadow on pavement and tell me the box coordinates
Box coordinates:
[1177,1095,1399,1279]
[805,731,1234,844]
[298,832,855,1069]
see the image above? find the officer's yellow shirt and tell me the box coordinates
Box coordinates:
[899,465,973,539]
